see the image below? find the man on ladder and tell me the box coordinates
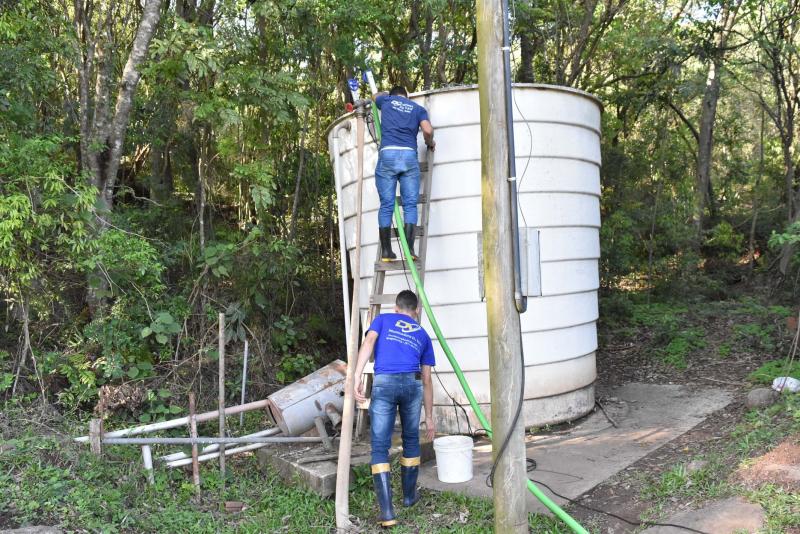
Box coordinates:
[353,290,436,527]
[372,86,436,261]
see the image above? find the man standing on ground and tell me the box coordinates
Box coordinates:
[373,86,435,262]
[353,290,436,527]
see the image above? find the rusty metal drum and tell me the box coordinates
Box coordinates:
[267,360,347,436]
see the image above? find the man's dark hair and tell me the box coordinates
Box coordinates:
[390,85,408,97]
[396,290,418,311]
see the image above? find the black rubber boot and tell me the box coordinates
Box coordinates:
[379,227,397,262]
[400,456,421,507]
[403,223,418,260]
[371,465,397,527]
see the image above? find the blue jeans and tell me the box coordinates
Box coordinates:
[369,372,423,464]
[375,149,420,227]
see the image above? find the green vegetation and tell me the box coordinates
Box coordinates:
[0,407,569,533]
[748,360,800,385]
[2,0,800,530]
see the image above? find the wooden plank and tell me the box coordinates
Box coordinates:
[374,259,423,271]
[369,293,399,306]
[396,193,428,204]
[391,226,424,237]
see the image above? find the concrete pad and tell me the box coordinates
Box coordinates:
[418,383,733,513]
[256,432,436,497]
[640,497,765,533]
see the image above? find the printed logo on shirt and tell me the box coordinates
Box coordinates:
[395,320,421,333]
[389,99,415,114]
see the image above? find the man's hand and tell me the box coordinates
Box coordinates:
[424,415,435,441]
[354,377,366,404]
[426,140,436,152]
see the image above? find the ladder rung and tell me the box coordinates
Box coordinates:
[419,161,429,173]
[395,194,428,204]
[392,226,424,237]
[374,259,423,271]
[370,294,399,306]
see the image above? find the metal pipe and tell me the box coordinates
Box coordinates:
[102,436,323,445]
[165,442,269,469]
[157,428,282,463]
[332,122,353,355]
[501,0,527,314]
[74,399,270,442]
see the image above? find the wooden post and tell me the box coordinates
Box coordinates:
[189,392,201,494]
[89,418,103,456]
[335,103,367,532]
[218,312,226,496]
[477,0,528,531]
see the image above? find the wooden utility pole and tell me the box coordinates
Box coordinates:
[476,0,528,532]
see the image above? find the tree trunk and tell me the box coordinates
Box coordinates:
[693,0,739,241]
[288,110,310,242]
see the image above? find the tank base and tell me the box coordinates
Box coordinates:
[433,383,595,435]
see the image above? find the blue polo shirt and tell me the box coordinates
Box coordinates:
[368,313,435,374]
[375,95,429,150]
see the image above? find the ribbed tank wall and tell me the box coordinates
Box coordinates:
[328,85,602,433]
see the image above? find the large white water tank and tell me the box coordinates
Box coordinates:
[328,84,601,433]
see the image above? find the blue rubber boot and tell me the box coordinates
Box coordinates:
[400,456,420,507]
[371,463,397,527]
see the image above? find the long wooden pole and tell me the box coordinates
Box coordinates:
[477,0,528,532]
[335,104,367,531]
[218,312,226,496]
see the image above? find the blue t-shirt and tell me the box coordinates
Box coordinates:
[375,95,429,150]
[368,313,435,374]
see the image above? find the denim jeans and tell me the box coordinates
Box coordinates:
[369,372,423,464]
[375,149,420,227]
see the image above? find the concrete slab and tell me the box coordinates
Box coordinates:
[418,383,733,513]
[640,496,765,533]
[256,433,436,497]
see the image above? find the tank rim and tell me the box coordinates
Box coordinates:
[324,83,603,138]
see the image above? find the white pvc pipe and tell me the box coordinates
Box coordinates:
[239,339,249,427]
[74,399,270,442]
[157,427,281,463]
[165,442,269,468]
[332,123,353,355]
[142,445,155,485]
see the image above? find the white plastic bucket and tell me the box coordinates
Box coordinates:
[433,435,474,483]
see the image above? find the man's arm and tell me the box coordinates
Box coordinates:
[353,331,378,404]
[421,364,435,440]
[420,120,435,151]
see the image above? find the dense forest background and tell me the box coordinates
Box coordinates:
[2,0,800,419]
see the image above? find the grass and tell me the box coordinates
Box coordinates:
[748,359,800,385]
[0,405,575,533]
